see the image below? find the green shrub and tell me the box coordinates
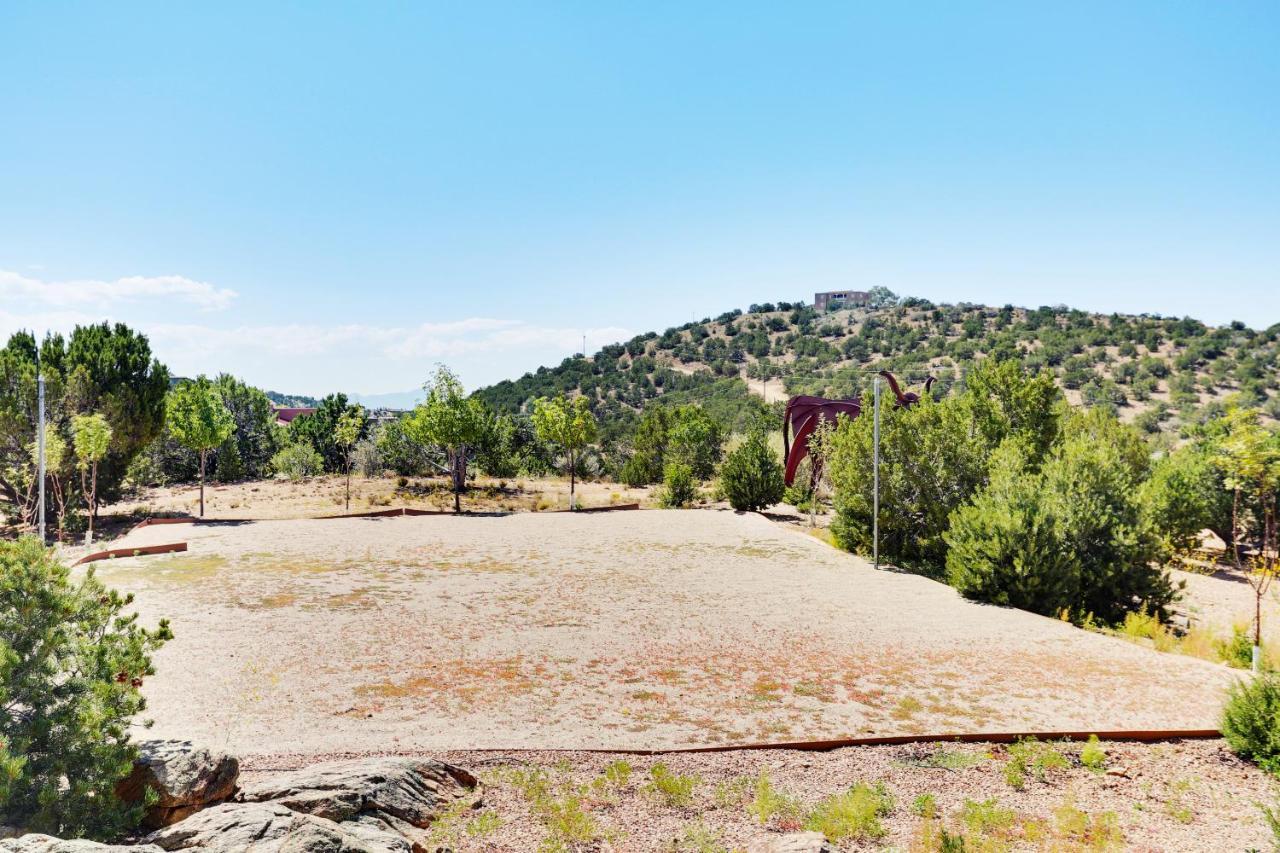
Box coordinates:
[911,792,938,818]
[1216,625,1255,669]
[1079,735,1107,771]
[746,772,803,826]
[803,782,894,841]
[1222,674,1280,774]
[659,462,698,508]
[0,537,172,839]
[1004,738,1069,789]
[946,414,1173,624]
[719,429,785,512]
[271,442,324,480]
[1138,445,1231,560]
[645,762,699,807]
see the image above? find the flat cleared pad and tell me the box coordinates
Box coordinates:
[95,511,1235,757]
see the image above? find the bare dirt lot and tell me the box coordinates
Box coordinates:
[89,509,1239,759]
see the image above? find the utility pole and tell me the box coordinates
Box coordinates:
[37,365,46,544]
[873,376,880,570]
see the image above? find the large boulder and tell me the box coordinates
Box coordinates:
[117,741,240,828]
[143,803,408,852]
[0,837,163,852]
[237,757,480,830]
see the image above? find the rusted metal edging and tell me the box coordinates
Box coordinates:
[464,729,1223,756]
[75,541,188,566]
[556,503,641,514]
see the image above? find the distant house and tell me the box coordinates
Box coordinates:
[814,290,870,311]
[273,406,317,427]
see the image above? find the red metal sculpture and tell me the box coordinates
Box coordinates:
[782,371,933,486]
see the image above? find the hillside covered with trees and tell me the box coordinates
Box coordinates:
[477,289,1280,443]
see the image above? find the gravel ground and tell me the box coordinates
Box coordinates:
[241,739,1279,851]
[87,510,1238,755]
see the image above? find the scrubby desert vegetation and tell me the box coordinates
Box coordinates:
[4,292,1280,850]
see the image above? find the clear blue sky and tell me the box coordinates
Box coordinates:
[2,2,1277,398]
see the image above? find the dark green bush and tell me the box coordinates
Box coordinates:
[719,430,784,512]
[0,537,171,839]
[1222,674,1280,774]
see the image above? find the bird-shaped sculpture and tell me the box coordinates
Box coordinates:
[781,371,933,486]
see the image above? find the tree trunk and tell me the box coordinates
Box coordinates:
[199,450,206,517]
[345,462,351,511]
[451,448,464,514]
[570,451,576,510]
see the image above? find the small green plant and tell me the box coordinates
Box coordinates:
[803,782,894,842]
[1164,778,1196,825]
[465,810,502,837]
[1004,738,1069,789]
[659,461,698,508]
[1080,735,1107,772]
[603,759,633,788]
[912,792,938,819]
[959,797,1017,836]
[1053,798,1124,850]
[1217,624,1256,669]
[1259,799,1280,850]
[674,821,732,853]
[645,762,700,808]
[746,772,804,827]
[1223,673,1280,774]
[713,776,752,809]
[538,792,599,852]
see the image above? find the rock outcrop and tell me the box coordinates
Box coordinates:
[237,757,480,831]
[143,803,411,852]
[3,756,478,853]
[116,741,240,828]
[0,837,163,853]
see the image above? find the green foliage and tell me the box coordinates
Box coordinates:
[666,406,725,480]
[0,537,171,839]
[270,443,324,480]
[1139,443,1233,558]
[963,357,1063,461]
[912,792,938,819]
[531,393,598,506]
[828,393,989,570]
[746,772,803,827]
[166,377,235,456]
[70,413,112,470]
[1222,673,1280,775]
[1003,738,1069,790]
[405,366,490,511]
[659,462,698,508]
[719,427,785,512]
[1,324,168,519]
[290,392,366,474]
[373,418,433,476]
[210,374,280,480]
[1080,735,1107,772]
[644,762,699,807]
[803,782,894,841]
[946,415,1173,624]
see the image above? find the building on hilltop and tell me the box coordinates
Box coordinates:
[814,290,869,311]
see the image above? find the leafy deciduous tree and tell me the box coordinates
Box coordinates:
[404,366,489,513]
[334,405,366,511]
[165,377,235,517]
[71,413,112,543]
[531,394,598,509]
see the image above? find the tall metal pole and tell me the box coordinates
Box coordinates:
[873,376,880,570]
[37,369,46,543]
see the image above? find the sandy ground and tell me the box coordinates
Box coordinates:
[85,510,1240,760]
[100,475,655,521]
[241,739,1279,852]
